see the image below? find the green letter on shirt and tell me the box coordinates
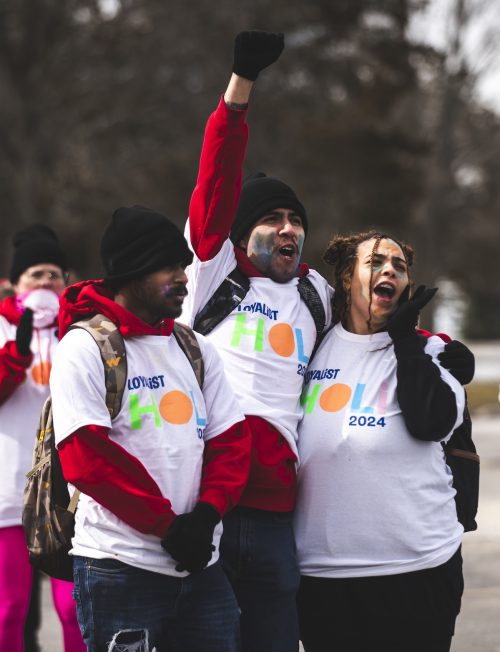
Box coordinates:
[129,393,161,430]
[300,384,321,415]
[230,314,265,352]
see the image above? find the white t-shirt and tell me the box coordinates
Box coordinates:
[50,327,244,577]
[294,323,466,578]
[180,231,333,459]
[0,317,56,527]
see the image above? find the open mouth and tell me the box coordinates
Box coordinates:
[278,245,296,259]
[373,283,396,300]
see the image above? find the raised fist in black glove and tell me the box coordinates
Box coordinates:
[233,30,284,81]
[387,285,437,341]
[16,308,34,357]
[438,340,475,385]
[161,502,220,573]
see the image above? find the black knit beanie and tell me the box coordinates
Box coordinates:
[101,205,193,285]
[9,224,67,283]
[230,172,308,245]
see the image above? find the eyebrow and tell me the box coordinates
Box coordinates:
[368,253,407,266]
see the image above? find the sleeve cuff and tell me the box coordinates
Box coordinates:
[218,95,248,122]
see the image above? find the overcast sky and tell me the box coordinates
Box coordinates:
[408,0,500,114]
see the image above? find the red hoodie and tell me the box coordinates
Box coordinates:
[188,98,309,512]
[57,280,251,538]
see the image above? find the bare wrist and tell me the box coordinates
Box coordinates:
[224,73,253,106]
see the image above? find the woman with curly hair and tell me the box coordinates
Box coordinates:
[294,231,466,652]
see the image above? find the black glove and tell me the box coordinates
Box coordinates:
[438,339,475,385]
[387,285,437,341]
[16,308,34,357]
[232,30,284,81]
[161,502,220,573]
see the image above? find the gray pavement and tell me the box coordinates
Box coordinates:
[452,412,500,652]
[39,413,500,651]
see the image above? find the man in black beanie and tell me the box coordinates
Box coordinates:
[50,205,251,651]
[180,31,332,652]
[0,224,86,652]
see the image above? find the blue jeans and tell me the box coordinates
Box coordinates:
[220,507,300,652]
[72,557,240,652]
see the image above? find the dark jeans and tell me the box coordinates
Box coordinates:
[72,557,240,652]
[298,546,464,652]
[220,506,301,652]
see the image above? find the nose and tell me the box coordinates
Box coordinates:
[176,267,188,285]
[381,263,396,277]
[279,220,295,235]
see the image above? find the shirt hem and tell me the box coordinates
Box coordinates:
[299,539,463,578]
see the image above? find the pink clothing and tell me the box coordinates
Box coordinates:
[0,526,85,652]
[50,576,86,652]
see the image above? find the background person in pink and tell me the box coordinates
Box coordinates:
[0,224,85,652]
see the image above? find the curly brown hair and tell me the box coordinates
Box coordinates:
[323,230,414,330]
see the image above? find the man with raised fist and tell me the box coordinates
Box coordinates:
[181,30,332,652]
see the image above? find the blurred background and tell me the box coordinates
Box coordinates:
[0,0,499,407]
[1,2,499,649]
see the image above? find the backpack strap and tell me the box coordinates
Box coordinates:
[297,276,326,342]
[193,266,327,342]
[69,314,127,419]
[193,267,250,336]
[173,322,204,390]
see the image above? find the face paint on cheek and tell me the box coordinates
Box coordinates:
[249,232,275,271]
[297,234,305,258]
[160,284,175,296]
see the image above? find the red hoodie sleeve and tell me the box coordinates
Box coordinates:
[199,419,252,517]
[0,340,33,404]
[58,425,176,537]
[189,97,249,261]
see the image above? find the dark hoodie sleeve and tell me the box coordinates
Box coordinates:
[58,424,177,537]
[0,340,33,404]
[189,97,249,261]
[394,334,458,442]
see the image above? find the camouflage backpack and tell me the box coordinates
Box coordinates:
[22,314,203,581]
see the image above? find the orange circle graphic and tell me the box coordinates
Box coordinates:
[31,362,52,386]
[268,323,295,357]
[159,390,193,424]
[319,384,352,412]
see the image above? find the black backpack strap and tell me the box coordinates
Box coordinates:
[194,267,327,344]
[297,275,326,342]
[193,267,250,335]
[69,314,127,419]
[173,322,205,390]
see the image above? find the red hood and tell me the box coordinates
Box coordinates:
[0,295,22,325]
[417,328,451,344]
[58,280,174,340]
[234,247,309,278]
